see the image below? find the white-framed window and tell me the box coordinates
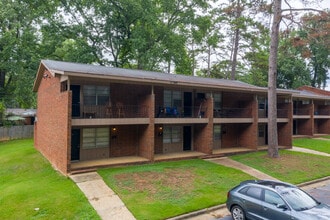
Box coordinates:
[214,125,221,140]
[83,85,110,105]
[82,127,109,149]
[164,90,182,108]
[163,126,182,144]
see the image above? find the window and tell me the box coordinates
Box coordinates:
[240,186,262,200]
[214,125,221,140]
[60,81,68,92]
[83,85,110,105]
[164,90,182,108]
[258,96,266,110]
[264,190,284,206]
[163,126,182,144]
[258,125,265,137]
[214,93,222,109]
[82,127,109,149]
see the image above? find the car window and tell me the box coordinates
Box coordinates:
[240,186,262,200]
[280,188,318,211]
[264,190,285,206]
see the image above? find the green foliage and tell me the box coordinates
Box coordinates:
[293,138,330,154]
[0,139,100,219]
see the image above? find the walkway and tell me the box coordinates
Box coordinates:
[206,157,279,181]
[70,172,135,220]
[289,146,330,157]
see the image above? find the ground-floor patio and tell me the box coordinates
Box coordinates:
[70,146,290,174]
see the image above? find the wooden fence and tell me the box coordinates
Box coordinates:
[0,125,34,141]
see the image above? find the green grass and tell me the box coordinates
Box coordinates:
[293,138,330,154]
[98,159,253,220]
[0,139,100,220]
[230,150,330,184]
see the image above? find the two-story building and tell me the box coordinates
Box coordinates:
[33,60,327,175]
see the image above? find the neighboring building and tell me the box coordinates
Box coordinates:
[291,87,330,136]
[32,60,328,175]
[5,108,36,125]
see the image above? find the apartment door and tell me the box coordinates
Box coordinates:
[70,85,80,117]
[183,126,192,151]
[258,125,267,146]
[184,92,192,117]
[71,129,80,161]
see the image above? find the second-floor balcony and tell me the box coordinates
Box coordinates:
[314,109,330,116]
[72,104,149,119]
[214,107,252,118]
[155,106,208,118]
[293,109,310,115]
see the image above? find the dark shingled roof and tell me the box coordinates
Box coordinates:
[40,59,267,92]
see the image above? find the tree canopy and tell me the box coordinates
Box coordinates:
[0,0,329,112]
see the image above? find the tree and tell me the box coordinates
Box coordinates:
[267,0,282,158]
[0,0,59,108]
[296,12,330,88]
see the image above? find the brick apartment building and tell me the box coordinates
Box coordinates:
[33,60,330,175]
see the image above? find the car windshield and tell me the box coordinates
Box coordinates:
[280,188,318,211]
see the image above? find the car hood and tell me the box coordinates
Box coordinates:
[300,204,330,220]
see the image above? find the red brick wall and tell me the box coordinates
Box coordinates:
[194,98,213,154]
[138,94,154,160]
[296,119,313,135]
[278,122,292,147]
[110,125,138,157]
[315,119,330,134]
[34,70,70,175]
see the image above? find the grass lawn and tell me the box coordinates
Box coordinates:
[230,150,330,184]
[293,137,330,154]
[98,159,253,220]
[0,139,100,220]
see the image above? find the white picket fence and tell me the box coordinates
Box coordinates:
[0,125,34,141]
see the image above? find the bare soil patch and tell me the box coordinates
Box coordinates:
[114,168,196,199]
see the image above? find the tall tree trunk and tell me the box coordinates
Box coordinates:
[207,45,211,77]
[231,0,241,80]
[267,0,282,158]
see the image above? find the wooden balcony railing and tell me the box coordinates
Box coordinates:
[293,109,310,115]
[314,109,330,116]
[214,108,252,118]
[72,104,149,118]
[155,106,208,118]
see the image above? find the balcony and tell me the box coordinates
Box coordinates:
[155,106,208,118]
[314,109,330,116]
[72,104,149,119]
[293,109,310,116]
[214,107,252,118]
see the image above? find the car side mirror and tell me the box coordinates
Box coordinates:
[277,204,288,210]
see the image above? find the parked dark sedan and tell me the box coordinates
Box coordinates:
[226,180,330,220]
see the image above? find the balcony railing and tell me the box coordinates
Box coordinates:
[156,106,208,118]
[277,109,289,118]
[293,109,310,115]
[314,109,330,116]
[214,108,252,118]
[72,104,149,118]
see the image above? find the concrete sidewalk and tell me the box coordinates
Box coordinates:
[70,172,135,220]
[289,146,330,157]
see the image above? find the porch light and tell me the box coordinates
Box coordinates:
[111,127,118,139]
[158,126,163,136]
